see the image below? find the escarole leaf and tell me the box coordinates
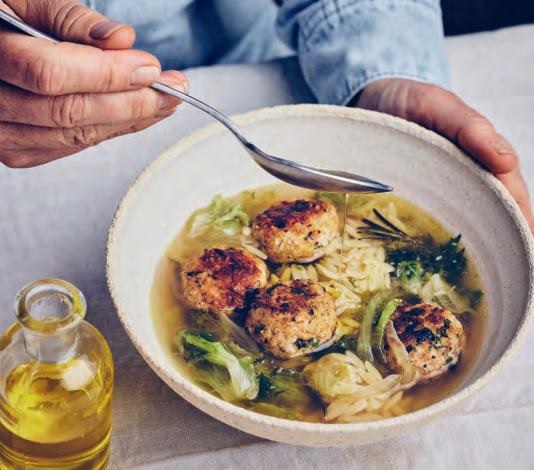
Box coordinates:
[432,235,467,283]
[189,194,250,238]
[249,402,303,420]
[385,326,417,385]
[396,260,424,295]
[387,235,468,285]
[420,274,473,314]
[357,292,388,362]
[372,298,402,363]
[254,360,310,406]
[180,331,259,401]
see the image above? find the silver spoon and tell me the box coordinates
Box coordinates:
[0,9,392,193]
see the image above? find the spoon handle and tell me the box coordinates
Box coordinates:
[150,82,249,145]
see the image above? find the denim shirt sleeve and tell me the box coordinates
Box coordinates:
[276,0,449,105]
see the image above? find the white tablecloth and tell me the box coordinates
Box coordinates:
[1,25,533,470]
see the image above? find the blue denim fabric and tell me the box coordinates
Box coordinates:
[82,0,449,105]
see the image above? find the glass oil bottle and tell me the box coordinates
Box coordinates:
[0,279,114,469]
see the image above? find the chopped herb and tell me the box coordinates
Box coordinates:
[295,338,320,349]
[438,319,451,337]
[412,327,439,345]
[254,325,265,335]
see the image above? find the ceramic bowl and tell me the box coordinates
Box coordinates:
[106,104,534,446]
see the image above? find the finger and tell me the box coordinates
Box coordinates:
[420,88,518,175]
[1,108,176,168]
[0,27,161,94]
[0,70,187,127]
[498,169,534,232]
[0,108,176,164]
[4,0,135,49]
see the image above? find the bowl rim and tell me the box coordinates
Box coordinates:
[106,104,534,437]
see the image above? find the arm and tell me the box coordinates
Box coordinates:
[276,0,448,105]
[277,0,533,230]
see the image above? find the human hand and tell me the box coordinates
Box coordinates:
[0,0,187,168]
[354,78,534,231]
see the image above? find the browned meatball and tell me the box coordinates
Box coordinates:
[246,279,336,359]
[181,245,268,316]
[385,303,466,381]
[252,199,339,263]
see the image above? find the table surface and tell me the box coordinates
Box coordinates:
[1,24,534,470]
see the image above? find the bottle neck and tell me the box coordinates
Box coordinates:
[22,322,80,363]
[15,279,87,363]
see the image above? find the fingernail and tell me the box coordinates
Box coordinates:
[491,137,516,155]
[158,82,188,109]
[89,20,124,40]
[131,66,160,86]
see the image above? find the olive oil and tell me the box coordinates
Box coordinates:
[339,193,349,274]
[0,279,113,469]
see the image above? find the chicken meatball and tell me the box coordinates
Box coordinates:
[181,245,268,316]
[253,199,339,263]
[246,279,336,359]
[385,303,466,381]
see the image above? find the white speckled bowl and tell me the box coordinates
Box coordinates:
[106,105,534,446]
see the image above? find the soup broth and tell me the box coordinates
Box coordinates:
[151,185,485,423]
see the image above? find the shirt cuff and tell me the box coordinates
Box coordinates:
[278,0,450,105]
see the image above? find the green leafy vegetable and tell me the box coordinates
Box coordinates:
[396,260,424,295]
[420,274,472,314]
[372,298,403,363]
[189,194,250,238]
[356,292,388,362]
[248,402,303,420]
[180,331,259,401]
[433,235,467,283]
[255,360,310,405]
[309,334,357,360]
[388,235,468,284]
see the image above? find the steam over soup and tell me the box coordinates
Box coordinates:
[151,185,485,423]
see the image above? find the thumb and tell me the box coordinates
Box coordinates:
[424,89,517,175]
[4,0,135,49]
